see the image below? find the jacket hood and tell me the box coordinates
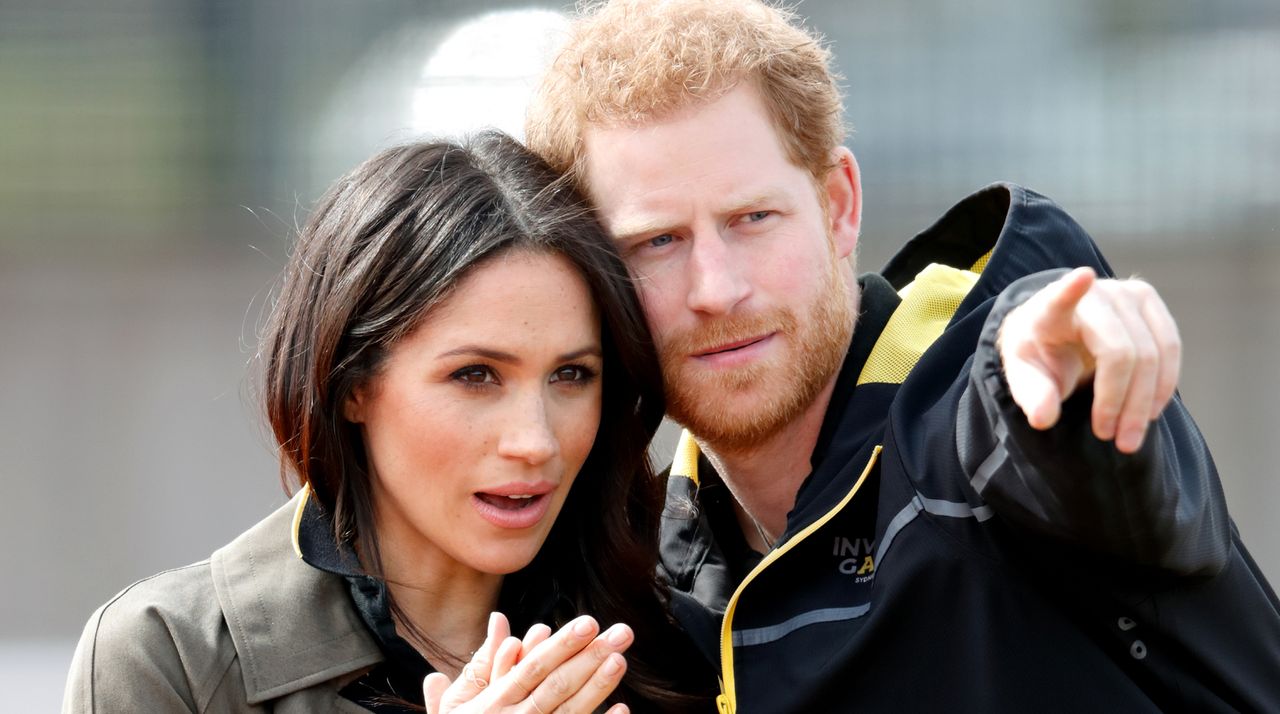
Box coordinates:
[883,183,1115,315]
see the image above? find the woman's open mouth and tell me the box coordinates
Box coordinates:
[475,492,541,510]
[471,485,555,529]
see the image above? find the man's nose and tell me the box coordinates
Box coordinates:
[495,392,559,467]
[686,228,751,316]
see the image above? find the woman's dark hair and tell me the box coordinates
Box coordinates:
[259,131,709,710]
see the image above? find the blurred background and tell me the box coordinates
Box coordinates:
[2,0,1277,709]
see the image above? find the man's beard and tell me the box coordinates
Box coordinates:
[659,260,856,453]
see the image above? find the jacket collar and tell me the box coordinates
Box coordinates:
[210,491,382,704]
[882,182,1115,311]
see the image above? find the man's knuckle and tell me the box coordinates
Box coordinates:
[1095,399,1123,418]
[1130,280,1157,300]
[1134,345,1158,368]
[1098,343,1133,367]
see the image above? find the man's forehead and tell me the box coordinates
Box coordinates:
[579,91,739,169]
[578,122,666,210]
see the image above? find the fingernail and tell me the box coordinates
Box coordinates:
[487,612,498,639]
[572,616,594,637]
[1099,420,1117,441]
[1123,427,1144,453]
[601,652,623,675]
[606,624,630,646]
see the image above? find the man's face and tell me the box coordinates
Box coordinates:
[582,83,862,449]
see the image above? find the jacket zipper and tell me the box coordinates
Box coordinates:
[715,446,882,713]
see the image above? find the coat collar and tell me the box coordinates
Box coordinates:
[882,182,1116,311]
[209,491,382,704]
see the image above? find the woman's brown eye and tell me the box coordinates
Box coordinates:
[452,365,496,385]
[551,365,597,384]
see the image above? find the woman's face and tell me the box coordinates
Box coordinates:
[345,250,603,578]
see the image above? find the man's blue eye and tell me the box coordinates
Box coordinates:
[746,211,771,222]
[649,234,674,248]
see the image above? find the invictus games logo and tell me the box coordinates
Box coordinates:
[834,536,875,581]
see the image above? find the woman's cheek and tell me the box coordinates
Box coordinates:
[562,392,604,475]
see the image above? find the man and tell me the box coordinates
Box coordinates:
[525,0,1280,711]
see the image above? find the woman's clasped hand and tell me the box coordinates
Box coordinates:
[424,613,633,714]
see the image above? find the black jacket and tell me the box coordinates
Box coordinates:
[658,184,1280,713]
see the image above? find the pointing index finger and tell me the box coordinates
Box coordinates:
[1036,267,1096,329]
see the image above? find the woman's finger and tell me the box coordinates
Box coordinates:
[524,623,635,713]
[423,672,451,714]
[536,650,629,714]
[521,623,553,656]
[488,616,600,705]
[489,612,512,650]
[437,612,507,710]
[491,635,523,682]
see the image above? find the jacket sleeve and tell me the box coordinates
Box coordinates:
[62,587,203,713]
[956,269,1231,577]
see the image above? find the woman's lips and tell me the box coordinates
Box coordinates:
[471,482,556,529]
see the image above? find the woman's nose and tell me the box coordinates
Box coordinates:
[495,394,559,466]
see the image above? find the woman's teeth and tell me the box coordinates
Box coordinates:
[478,493,538,510]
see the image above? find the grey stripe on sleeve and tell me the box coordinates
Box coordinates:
[968,417,1010,494]
[919,495,994,522]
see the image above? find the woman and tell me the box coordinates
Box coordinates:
[63,132,712,713]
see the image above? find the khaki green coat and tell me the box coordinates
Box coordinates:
[63,493,383,712]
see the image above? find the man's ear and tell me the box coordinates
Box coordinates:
[342,383,369,424]
[824,146,862,260]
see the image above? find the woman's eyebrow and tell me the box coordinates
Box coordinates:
[436,345,602,363]
[558,346,604,362]
[436,346,520,363]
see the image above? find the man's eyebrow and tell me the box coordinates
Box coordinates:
[610,191,790,243]
[721,189,788,215]
[610,218,676,245]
